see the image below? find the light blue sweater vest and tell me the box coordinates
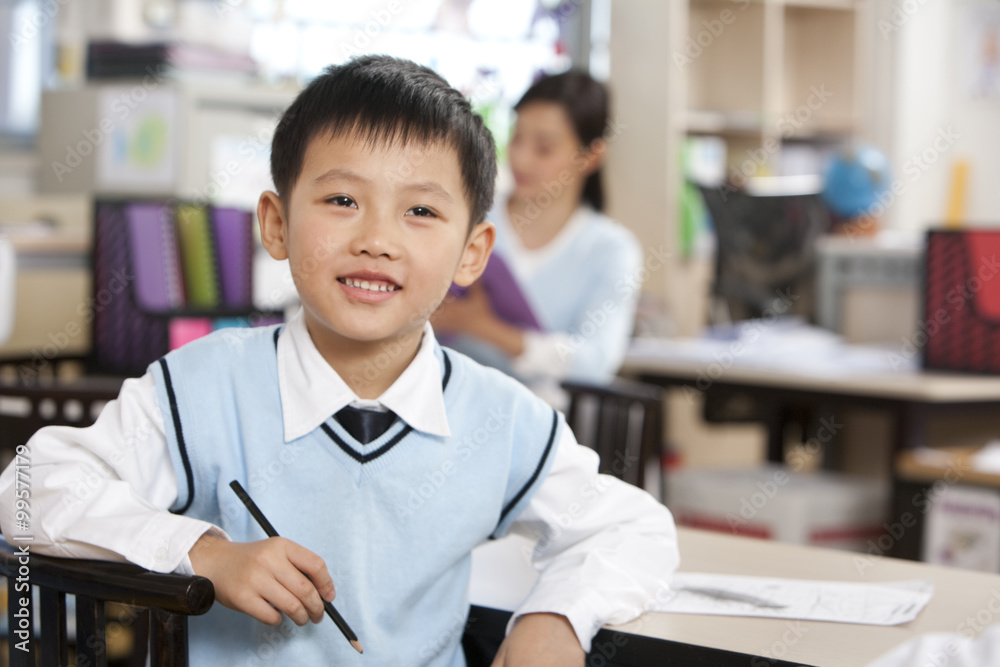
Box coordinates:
[149,326,562,667]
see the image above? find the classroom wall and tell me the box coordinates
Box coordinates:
[888,0,1000,230]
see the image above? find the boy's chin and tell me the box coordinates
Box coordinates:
[331,322,423,347]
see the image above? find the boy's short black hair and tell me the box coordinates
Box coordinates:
[271,55,497,229]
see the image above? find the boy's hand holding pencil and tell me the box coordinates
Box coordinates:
[188,526,336,628]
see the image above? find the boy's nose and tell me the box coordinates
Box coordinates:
[349,212,399,259]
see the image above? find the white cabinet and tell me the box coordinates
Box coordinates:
[38,80,296,208]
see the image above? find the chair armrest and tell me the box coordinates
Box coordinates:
[0,545,214,616]
[561,377,665,403]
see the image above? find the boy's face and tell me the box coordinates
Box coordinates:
[258,131,493,357]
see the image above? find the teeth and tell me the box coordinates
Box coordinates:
[344,278,397,292]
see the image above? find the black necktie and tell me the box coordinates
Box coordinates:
[334,406,398,444]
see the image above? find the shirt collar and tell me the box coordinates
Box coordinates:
[276,309,452,442]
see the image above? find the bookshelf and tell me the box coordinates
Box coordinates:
[29,73,298,374]
[90,198,282,377]
[685,0,870,178]
[606,0,873,337]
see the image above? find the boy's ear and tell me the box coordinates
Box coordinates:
[258,191,289,261]
[452,221,496,287]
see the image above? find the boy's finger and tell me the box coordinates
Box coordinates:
[262,575,314,626]
[286,543,337,602]
[239,593,283,626]
[274,560,326,622]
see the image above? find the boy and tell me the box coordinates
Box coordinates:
[0,56,678,665]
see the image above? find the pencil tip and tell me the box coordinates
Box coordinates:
[351,639,363,654]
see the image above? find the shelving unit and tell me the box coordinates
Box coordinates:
[685,0,870,179]
[606,0,875,337]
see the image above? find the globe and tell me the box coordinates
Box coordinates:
[821,145,893,219]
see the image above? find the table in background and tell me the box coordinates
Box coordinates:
[621,336,1000,464]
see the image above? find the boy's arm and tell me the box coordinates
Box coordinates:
[0,373,218,572]
[0,372,336,627]
[503,429,680,654]
[0,374,219,573]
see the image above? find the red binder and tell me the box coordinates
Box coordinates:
[923,229,1000,374]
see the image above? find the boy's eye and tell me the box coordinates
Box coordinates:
[407,206,437,218]
[327,195,357,208]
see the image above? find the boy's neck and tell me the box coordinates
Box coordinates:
[307,323,425,400]
[507,189,583,250]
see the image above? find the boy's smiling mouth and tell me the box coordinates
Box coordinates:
[339,277,399,292]
[337,271,402,303]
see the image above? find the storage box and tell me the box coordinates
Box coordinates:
[666,464,888,552]
[814,233,922,344]
[895,446,1000,572]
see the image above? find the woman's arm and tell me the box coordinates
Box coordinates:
[512,232,644,383]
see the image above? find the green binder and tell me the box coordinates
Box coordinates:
[175,204,220,308]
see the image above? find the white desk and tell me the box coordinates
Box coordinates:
[623,336,1000,403]
[621,335,1000,461]
[471,528,1000,666]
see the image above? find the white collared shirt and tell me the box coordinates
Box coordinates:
[278,310,451,441]
[0,310,678,651]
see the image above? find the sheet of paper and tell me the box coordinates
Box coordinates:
[628,318,920,376]
[655,573,933,626]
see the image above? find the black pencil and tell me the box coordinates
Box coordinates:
[229,480,363,654]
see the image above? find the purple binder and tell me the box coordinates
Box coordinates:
[126,202,184,311]
[94,202,170,375]
[211,207,253,307]
[450,254,541,331]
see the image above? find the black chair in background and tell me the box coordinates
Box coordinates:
[560,378,665,491]
[697,184,830,325]
[696,183,836,463]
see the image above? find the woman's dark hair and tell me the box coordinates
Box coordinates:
[514,70,609,212]
[270,55,497,229]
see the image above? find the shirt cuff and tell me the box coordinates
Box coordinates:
[172,526,231,575]
[507,586,636,654]
[510,331,575,381]
[125,514,228,573]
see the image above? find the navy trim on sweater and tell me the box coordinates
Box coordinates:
[159,358,195,515]
[441,349,452,391]
[320,422,414,463]
[495,409,560,533]
[319,349,452,464]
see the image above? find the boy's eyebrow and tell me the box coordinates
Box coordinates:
[401,181,455,204]
[313,168,371,187]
